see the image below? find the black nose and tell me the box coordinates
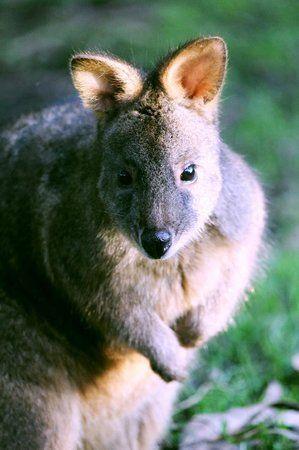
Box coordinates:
[140,229,172,259]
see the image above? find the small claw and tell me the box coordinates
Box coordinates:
[178,333,203,348]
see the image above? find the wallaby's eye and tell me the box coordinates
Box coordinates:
[180,164,197,183]
[117,170,133,187]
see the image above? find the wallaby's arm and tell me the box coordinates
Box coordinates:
[99,305,189,382]
[173,145,265,348]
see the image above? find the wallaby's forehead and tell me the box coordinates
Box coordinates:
[103,104,218,163]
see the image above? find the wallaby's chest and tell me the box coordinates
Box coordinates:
[141,233,234,324]
[117,258,188,325]
[150,260,202,323]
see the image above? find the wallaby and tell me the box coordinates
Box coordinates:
[0,37,265,449]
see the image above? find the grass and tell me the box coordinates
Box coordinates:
[1,1,298,448]
[165,250,299,448]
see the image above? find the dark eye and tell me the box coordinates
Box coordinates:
[117,170,133,187]
[180,164,197,183]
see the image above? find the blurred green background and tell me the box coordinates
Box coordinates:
[1,1,299,448]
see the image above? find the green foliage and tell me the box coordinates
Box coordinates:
[166,251,299,447]
[198,251,299,405]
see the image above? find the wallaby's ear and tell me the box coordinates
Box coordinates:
[70,53,143,113]
[159,37,227,113]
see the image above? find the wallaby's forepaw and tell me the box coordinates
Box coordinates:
[173,308,203,348]
[135,312,191,382]
[149,345,189,383]
[176,329,203,348]
[150,359,187,383]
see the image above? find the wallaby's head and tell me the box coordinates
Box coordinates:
[71,37,227,260]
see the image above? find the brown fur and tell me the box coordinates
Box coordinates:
[0,37,266,449]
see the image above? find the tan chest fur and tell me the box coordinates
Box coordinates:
[78,350,177,449]
[152,228,259,339]
[78,225,261,448]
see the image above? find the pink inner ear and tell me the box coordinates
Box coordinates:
[180,54,219,102]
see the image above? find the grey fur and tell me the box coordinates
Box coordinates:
[0,38,266,449]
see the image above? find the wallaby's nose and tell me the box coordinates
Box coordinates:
[141,229,172,259]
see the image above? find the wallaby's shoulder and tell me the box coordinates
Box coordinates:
[0,101,96,166]
[0,100,99,288]
[213,143,266,241]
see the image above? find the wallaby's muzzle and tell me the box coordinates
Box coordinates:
[140,229,172,259]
